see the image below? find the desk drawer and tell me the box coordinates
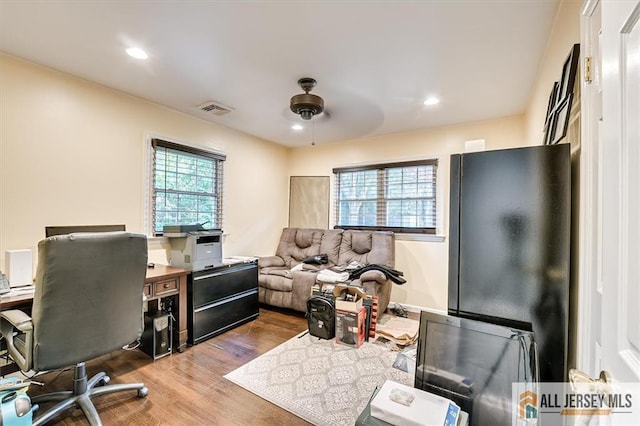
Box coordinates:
[143,284,152,298]
[154,279,179,297]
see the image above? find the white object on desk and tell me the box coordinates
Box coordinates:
[223,256,257,265]
[0,284,35,299]
[370,380,460,426]
[5,249,33,287]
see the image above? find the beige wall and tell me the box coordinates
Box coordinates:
[0,54,289,270]
[525,0,582,145]
[288,116,526,310]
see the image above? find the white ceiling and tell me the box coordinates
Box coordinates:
[0,1,558,147]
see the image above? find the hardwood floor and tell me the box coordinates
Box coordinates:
[27,306,311,425]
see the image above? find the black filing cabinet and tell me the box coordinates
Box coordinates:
[187,261,259,345]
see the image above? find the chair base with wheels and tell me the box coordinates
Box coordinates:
[32,362,148,426]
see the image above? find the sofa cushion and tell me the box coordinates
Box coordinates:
[275,228,323,267]
[319,229,343,266]
[259,272,293,292]
[260,266,291,277]
[338,230,395,266]
[295,229,315,248]
[351,232,372,254]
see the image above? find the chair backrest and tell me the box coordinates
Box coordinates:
[31,232,148,371]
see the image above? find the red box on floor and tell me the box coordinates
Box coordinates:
[335,307,366,348]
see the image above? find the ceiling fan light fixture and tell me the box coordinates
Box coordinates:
[424,96,440,106]
[126,47,148,60]
[290,78,324,120]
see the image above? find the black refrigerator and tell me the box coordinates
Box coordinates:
[448,143,571,382]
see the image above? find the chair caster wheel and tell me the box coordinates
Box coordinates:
[138,387,148,398]
[99,376,110,385]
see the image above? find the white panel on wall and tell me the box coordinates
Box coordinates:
[464,139,485,152]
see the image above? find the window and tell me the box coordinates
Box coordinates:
[333,159,437,234]
[151,139,225,236]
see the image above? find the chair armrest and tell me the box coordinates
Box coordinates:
[258,256,285,268]
[0,309,34,372]
[0,309,33,332]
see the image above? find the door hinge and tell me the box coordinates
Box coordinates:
[584,56,592,83]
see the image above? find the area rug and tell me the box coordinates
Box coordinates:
[224,331,413,425]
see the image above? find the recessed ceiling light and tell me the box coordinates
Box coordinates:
[126,47,148,60]
[291,124,304,131]
[424,97,440,106]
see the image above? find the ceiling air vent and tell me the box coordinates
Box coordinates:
[197,101,234,116]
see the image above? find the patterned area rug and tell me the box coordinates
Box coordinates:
[224,331,413,425]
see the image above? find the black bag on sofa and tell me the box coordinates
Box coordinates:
[307,295,335,340]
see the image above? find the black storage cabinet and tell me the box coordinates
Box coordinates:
[188,261,259,345]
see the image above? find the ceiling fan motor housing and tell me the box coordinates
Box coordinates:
[290,93,324,119]
[290,77,324,120]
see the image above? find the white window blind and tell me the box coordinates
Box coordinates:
[152,139,225,235]
[333,159,437,234]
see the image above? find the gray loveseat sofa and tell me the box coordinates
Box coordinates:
[258,227,395,314]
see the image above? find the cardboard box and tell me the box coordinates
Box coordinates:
[335,306,366,348]
[333,284,366,312]
[311,282,337,298]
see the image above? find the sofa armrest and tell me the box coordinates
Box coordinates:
[352,274,392,315]
[258,255,285,268]
[357,270,387,284]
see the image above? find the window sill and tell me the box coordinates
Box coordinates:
[395,234,445,243]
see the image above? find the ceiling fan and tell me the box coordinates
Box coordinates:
[290,78,324,120]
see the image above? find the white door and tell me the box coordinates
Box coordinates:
[580,0,640,381]
[578,0,603,377]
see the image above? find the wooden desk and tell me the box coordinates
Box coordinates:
[0,292,34,311]
[144,264,189,352]
[0,264,190,353]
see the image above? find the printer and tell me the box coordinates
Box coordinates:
[164,224,223,271]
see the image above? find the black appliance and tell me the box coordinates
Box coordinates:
[448,144,571,382]
[415,311,537,426]
[141,311,173,360]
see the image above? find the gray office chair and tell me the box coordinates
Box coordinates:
[0,232,149,426]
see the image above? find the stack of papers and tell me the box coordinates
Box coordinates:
[376,316,420,345]
[223,256,257,265]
